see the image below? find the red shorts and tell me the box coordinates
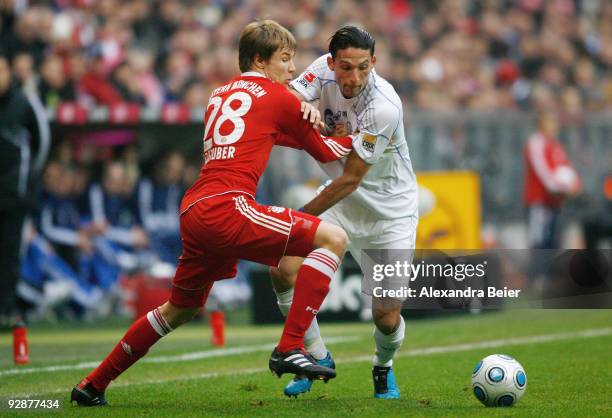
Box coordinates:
[170,192,321,307]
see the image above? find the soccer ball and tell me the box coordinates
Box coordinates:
[471,354,527,407]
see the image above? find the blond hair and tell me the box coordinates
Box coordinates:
[238,20,296,72]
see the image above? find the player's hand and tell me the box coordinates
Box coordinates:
[300,101,324,130]
[332,123,349,137]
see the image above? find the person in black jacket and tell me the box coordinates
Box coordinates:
[0,52,50,327]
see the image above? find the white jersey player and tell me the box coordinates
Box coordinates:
[270,26,418,399]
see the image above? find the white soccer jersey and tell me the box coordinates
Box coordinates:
[291,54,418,222]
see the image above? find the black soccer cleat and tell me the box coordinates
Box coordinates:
[71,379,108,406]
[269,347,336,382]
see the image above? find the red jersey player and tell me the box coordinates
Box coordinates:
[71,20,361,406]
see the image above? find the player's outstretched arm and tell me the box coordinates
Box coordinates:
[300,150,370,216]
[275,131,352,162]
[276,91,352,162]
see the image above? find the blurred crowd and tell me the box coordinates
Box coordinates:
[17,147,197,320]
[1,0,611,114]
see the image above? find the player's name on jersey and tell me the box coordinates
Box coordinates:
[212,80,268,98]
[204,145,235,164]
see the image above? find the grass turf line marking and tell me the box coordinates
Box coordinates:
[340,326,612,364]
[4,327,612,398]
[0,335,360,377]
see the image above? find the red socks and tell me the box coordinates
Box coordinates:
[86,307,173,391]
[277,248,339,353]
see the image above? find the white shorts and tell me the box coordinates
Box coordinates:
[320,206,418,300]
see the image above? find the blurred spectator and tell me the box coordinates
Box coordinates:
[127,48,163,108]
[85,161,149,289]
[152,0,184,42]
[138,152,185,264]
[88,162,146,247]
[12,51,37,95]
[96,15,131,73]
[523,112,581,250]
[2,7,47,66]
[67,49,87,82]
[0,52,50,326]
[119,144,141,192]
[79,45,122,106]
[110,60,146,105]
[162,49,195,102]
[38,54,76,108]
[39,162,91,269]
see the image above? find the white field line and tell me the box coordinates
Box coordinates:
[343,327,612,363]
[3,327,611,398]
[0,335,360,378]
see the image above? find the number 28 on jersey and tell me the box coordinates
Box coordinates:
[203,91,252,165]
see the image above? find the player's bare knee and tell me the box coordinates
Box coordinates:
[270,266,293,292]
[319,223,348,256]
[373,308,401,334]
[269,266,282,282]
[332,227,349,254]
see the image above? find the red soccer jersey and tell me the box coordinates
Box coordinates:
[181,73,353,213]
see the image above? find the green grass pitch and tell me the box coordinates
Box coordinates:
[1,309,611,417]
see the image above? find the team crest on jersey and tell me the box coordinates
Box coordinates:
[324,109,352,132]
[268,206,286,214]
[362,133,377,152]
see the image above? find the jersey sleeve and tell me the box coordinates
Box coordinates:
[289,55,329,101]
[275,132,352,161]
[24,93,51,174]
[275,90,353,162]
[354,104,400,164]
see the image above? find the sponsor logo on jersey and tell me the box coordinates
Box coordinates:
[304,72,316,83]
[296,72,317,89]
[324,109,351,132]
[362,133,377,152]
[268,206,286,214]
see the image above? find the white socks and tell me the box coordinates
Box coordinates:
[275,287,328,360]
[373,315,405,368]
